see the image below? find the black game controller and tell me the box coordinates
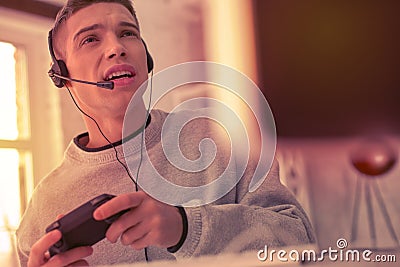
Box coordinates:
[45,194,129,256]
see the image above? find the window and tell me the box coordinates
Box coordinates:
[0,41,33,253]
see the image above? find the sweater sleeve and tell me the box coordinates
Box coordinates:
[172,159,316,259]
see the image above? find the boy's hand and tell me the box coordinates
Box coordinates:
[28,229,93,267]
[94,191,183,250]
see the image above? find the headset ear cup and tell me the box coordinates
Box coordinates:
[58,59,69,79]
[49,60,69,88]
[58,60,69,87]
[48,62,63,88]
[142,39,154,73]
[146,51,154,73]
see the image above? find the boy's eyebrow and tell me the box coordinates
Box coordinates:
[73,21,140,42]
[73,24,101,41]
[119,21,140,32]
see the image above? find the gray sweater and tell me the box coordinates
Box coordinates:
[16,109,315,266]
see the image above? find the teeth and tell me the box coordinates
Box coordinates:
[106,70,132,80]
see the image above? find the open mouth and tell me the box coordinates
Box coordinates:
[105,71,134,81]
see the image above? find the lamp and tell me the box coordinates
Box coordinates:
[349,136,399,248]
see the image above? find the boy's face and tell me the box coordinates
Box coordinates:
[58,2,149,116]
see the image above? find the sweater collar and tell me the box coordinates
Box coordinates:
[74,114,152,153]
[66,110,165,164]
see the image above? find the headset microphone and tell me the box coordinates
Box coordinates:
[48,71,114,90]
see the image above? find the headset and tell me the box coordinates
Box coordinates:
[47,29,154,89]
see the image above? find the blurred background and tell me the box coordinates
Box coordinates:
[0,0,399,266]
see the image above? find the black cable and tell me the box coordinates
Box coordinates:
[143,70,153,262]
[136,70,153,189]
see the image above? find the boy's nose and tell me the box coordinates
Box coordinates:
[106,38,127,59]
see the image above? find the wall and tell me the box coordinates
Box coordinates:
[254,0,400,137]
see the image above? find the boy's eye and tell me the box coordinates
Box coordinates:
[82,36,98,45]
[122,31,137,38]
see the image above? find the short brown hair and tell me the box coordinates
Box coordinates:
[52,0,139,57]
